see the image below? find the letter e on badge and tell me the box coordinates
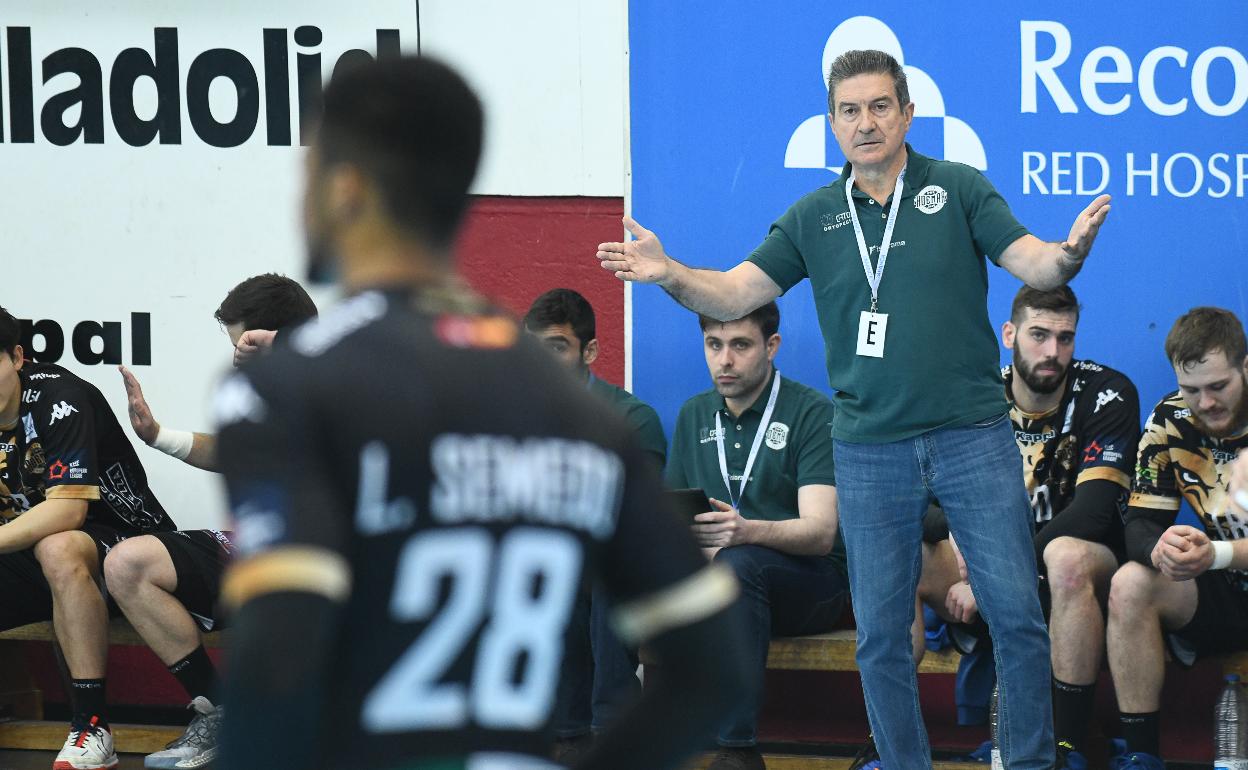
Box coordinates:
[857,311,887,358]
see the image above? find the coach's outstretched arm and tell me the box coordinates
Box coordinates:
[998,194,1111,290]
[597,216,782,321]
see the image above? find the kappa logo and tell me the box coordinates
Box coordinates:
[48,401,78,424]
[1094,389,1124,413]
[784,16,987,173]
[26,372,60,380]
[765,422,789,450]
[913,185,948,214]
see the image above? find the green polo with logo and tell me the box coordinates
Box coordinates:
[588,374,667,468]
[665,371,845,570]
[747,144,1027,444]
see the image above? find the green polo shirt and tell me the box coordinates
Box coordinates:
[588,374,667,469]
[665,371,845,570]
[748,144,1025,444]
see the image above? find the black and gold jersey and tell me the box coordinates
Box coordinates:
[1004,359,1139,530]
[0,362,172,535]
[1130,391,1248,538]
[215,289,736,768]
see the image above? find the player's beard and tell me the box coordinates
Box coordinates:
[1014,350,1068,395]
[1192,373,1248,438]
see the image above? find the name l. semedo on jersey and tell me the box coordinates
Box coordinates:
[0,26,400,148]
[1021,20,1248,116]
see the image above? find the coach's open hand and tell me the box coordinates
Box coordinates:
[1061,194,1111,261]
[597,216,672,284]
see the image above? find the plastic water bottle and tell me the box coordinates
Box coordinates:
[1215,674,1248,770]
[990,684,1004,770]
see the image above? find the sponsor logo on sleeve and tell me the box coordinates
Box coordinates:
[1094,389,1124,413]
[48,401,78,424]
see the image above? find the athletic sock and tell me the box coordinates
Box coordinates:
[1053,678,1096,752]
[1119,710,1161,757]
[70,678,108,727]
[168,645,218,702]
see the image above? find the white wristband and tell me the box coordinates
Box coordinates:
[152,428,194,461]
[1211,540,1235,571]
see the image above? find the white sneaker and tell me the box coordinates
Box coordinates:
[53,716,119,770]
[144,696,223,769]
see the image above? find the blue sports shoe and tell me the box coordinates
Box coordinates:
[964,739,994,763]
[1055,741,1088,770]
[847,734,881,769]
[1108,750,1164,769]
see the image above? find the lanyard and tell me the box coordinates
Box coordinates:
[715,372,782,510]
[845,167,906,313]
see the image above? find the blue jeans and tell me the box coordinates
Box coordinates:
[712,544,848,747]
[835,414,1053,770]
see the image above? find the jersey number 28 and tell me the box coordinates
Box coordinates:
[361,526,582,733]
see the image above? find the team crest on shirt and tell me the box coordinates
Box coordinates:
[913,185,947,214]
[765,422,789,450]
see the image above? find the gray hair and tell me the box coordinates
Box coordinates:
[826,50,910,112]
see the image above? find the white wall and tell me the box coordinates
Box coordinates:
[2,1,418,528]
[1,1,627,529]
[420,0,627,196]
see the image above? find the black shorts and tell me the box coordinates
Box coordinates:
[151,530,235,633]
[0,522,128,630]
[1167,569,1248,666]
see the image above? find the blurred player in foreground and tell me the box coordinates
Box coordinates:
[215,56,748,770]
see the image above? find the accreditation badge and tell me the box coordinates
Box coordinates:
[856,311,887,358]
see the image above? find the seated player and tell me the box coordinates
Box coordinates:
[523,288,666,761]
[105,273,317,769]
[1106,307,1248,770]
[118,272,318,472]
[855,285,1140,770]
[0,305,178,770]
[666,301,846,770]
[215,55,749,770]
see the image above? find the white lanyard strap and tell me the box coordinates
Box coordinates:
[845,167,906,313]
[715,371,782,510]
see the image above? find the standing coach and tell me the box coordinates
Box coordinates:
[597,49,1110,769]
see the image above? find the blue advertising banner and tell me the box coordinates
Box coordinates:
[628,2,1248,440]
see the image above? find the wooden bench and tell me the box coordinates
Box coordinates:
[0,619,224,753]
[656,630,1248,769]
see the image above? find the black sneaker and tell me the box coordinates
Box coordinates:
[706,746,765,770]
[551,733,594,766]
